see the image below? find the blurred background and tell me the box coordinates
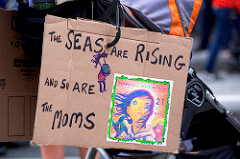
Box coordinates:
[0,0,239,158]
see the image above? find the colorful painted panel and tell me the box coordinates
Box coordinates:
[107,74,174,146]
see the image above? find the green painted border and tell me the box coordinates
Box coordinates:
[107,75,171,145]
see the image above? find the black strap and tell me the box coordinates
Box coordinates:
[107,26,121,48]
[106,1,121,48]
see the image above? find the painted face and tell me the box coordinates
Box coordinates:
[127,97,152,123]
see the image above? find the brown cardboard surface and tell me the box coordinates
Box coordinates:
[0,9,39,141]
[33,15,192,152]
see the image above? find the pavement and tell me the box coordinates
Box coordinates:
[1,46,240,159]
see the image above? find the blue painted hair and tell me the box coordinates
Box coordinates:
[114,89,154,130]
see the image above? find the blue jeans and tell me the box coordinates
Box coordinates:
[206,8,240,72]
[199,0,215,49]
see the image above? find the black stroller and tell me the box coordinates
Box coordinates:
[85,2,240,159]
[85,66,240,159]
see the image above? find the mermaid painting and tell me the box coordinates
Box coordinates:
[112,89,156,141]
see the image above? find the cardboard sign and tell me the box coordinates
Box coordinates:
[0,9,39,141]
[33,15,192,152]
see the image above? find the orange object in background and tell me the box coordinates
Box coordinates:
[213,0,240,14]
[212,0,234,8]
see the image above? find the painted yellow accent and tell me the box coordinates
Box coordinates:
[127,97,152,124]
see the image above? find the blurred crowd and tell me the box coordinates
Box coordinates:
[195,0,240,79]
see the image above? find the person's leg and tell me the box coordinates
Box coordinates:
[41,145,64,159]
[103,80,106,92]
[98,81,102,93]
[236,13,240,35]
[199,0,215,49]
[78,147,89,159]
[206,8,233,72]
[233,13,240,64]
